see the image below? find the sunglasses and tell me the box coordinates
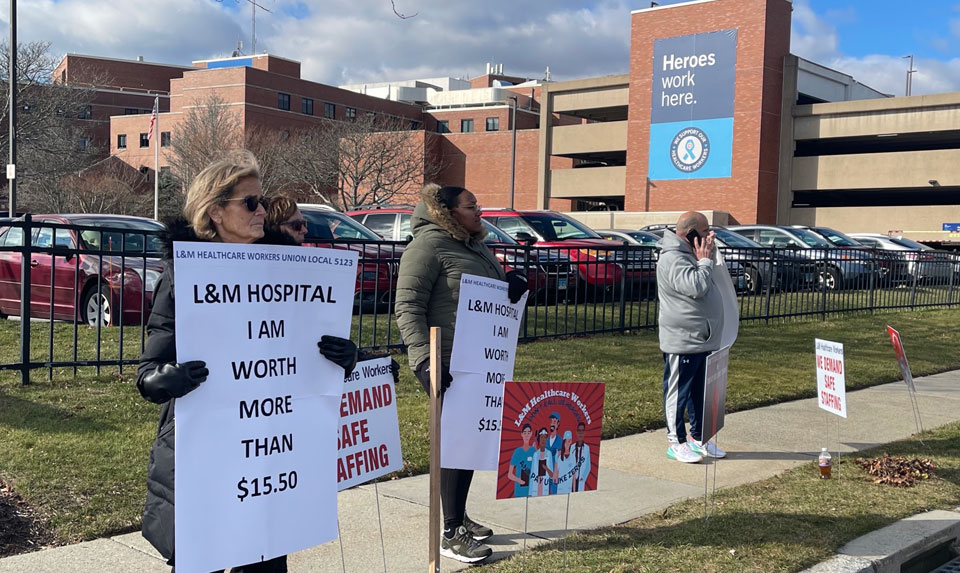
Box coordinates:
[223,195,268,212]
[281,220,308,232]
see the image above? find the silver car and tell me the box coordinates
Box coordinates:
[728,225,876,290]
[848,233,953,285]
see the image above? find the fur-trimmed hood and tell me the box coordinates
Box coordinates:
[410,185,485,244]
[158,216,298,261]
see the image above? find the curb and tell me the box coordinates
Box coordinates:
[804,508,960,573]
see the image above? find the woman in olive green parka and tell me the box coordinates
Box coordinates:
[395,183,526,563]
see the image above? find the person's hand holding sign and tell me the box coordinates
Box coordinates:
[318,335,358,373]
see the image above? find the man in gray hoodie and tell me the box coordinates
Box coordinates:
[657,211,727,463]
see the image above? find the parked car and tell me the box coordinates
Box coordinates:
[595,229,659,298]
[710,227,817,293]
[0,214,164,326]
[728,225,878,290]
[481,209,648,298]
[848,233,953,285]
[347,206,416,242]
[347,206,574,303]
[298,204,404,312]
[792,225,896,286]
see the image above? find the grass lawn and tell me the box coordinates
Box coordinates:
[480,421,960,573]
[0,307,958,545]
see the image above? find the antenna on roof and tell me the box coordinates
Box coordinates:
[231,40,244,58]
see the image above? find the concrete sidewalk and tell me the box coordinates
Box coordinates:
[2,371,958,573]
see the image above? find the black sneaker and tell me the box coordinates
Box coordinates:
[440,526,492,563]
[462,513,493,541]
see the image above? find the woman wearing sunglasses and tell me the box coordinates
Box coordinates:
[137,152,357,573]
[263,194,308,245]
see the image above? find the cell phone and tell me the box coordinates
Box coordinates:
[685,229,701,245]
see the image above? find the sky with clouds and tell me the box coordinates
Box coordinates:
[0,0,957,96]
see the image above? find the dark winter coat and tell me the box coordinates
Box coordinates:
[137,219,296,561]
[394,187,506,371]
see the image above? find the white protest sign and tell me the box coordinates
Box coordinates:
[337,357,403,490]
[714,248,740,349]
[815,338,847,418]
[701,345,730,443]
[173,242,357,573]
[443,274,527,470]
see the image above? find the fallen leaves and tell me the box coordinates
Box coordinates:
[854,453,936,487]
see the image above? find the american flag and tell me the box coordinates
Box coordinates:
[147,97,158,141]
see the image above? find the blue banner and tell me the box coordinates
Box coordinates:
[649,29,738,180]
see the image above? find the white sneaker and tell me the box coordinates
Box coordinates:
[666,442,702,463]
[690,439,726,459]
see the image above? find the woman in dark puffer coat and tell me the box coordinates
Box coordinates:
[138,153,357,572]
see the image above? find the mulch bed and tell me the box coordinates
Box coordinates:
[0,478,60,557]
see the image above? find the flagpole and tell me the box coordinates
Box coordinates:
[153,96,159,221]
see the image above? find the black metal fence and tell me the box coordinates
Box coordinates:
[1,216,957,383]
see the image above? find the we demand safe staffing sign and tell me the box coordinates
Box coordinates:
[649,28,738,181]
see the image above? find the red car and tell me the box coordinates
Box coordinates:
[347,206,573,303]
[481,209,653,297]
[298,204,403,312]
[0,214,164,326]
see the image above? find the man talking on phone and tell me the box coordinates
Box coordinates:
[656,211,726,464]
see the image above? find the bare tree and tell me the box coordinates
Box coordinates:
[61,157,153,215]
[245,125,299,197]
[168,94,243,190]
[0,41,102,211]
[282,115,441,210]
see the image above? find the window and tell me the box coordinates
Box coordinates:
[345,107,357,120]
[124,108,139,115]
[757,229,793,248]
[160,132,171,147]
[140,133,149,148]
[302,97,314,115]
[117,134,127,149]
[410,120,421,130]
[1,227,22,247]
[437,120,450,133]
[77,137,91,150]
[32,227,53,248]
[324,102,336,119]
[359,214,396,239]
[461,119,474,133]
[399,215,412,241]
[278,92,291,111]
[78,105,92,119]
[495,217,537,239]
[486,117,499,131]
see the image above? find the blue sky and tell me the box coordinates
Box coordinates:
[1,0,958,95]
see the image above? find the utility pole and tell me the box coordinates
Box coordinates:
[7,0,16,216]
[903,55,916,96]
[508,96,517,209]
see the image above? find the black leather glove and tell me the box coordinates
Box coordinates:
[140,361,209,403]
[318,335,358,372]
[390,359,400,385]
[415,360,452,393]
[506,270,528,304]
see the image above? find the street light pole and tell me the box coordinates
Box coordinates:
[903,55,916,96]
[508,95,517,209]
[7,0,16,217]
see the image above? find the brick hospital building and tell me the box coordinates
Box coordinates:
[54,0,960,244]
